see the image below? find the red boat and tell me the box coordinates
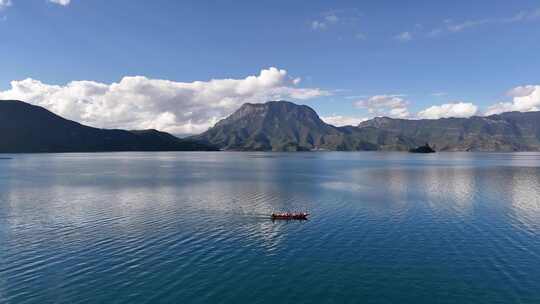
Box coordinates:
[271,212,309,220]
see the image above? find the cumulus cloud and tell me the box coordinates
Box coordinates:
[395,31,412,42]
[507,85,537,97]
[486,85,540,115]
[0,0,11,10]
[321,115,368,127]
[354,95,410,118]
[417,102,478,119]
[49,0,71,6]
[0,67,329,135]
[352,85,539,120]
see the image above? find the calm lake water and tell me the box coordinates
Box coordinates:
[1,152,540,304]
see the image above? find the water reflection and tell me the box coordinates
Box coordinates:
[506,168,540,231]
[321,164,478,216]
[1,152,540,304]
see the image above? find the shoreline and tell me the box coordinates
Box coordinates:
[2,150,540,155]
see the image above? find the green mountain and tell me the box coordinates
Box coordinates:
[197,101,540,152]
[0,100,217,153]
[358,113,540,151]
[193,101,344,151]
[4,99,540,153]
[194,101,415,151]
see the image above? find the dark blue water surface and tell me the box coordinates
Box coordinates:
[1,152,540,304]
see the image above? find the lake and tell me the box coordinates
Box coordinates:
[1,152,540,303]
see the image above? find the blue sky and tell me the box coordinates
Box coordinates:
[1,0,539,133]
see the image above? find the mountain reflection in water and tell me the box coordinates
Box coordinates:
[1,152,539,304]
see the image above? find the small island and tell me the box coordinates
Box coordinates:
[409,143,436,153]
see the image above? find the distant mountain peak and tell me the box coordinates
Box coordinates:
[357,116,397,128]
[196,100,540,152]
[215,100,321,127]
[236,100,314,113]
[196,100,340,151]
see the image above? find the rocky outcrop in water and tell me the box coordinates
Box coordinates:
[409,144,436,153]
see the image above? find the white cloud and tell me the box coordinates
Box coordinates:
[417,102,478,119]
[311,20,327,30]
[388,107,409,118]
[322,115,368,127]
[504,8,540,22]
[351,85,539,121]
[0,0,11,10]
[49,0,71,6]
[507,85,536,97]
[427,8,540,37]
[325,14,339,23]
[354,95,410,118]
[310,11,342,31]
[0,67,329,135]
[486,85,540,115]
[504,11,528,23]
[1,0,73,9]
[395,31,412,42]
[432,92,448,97]
[447,19,491,32]
[428,19,491,36]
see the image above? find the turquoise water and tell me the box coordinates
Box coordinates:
[1,152,540,303]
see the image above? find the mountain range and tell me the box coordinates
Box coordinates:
[2,99,540,153]
[0,100,216,153]
[194,101,540,152]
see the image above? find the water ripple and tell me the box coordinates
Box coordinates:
[1,152,540,303]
